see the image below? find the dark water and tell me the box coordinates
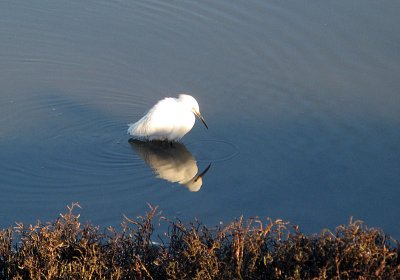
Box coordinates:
[1,1,399,237]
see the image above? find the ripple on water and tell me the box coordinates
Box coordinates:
[1,0,399,236]
[0,91,151,194]
[186,139,239,163]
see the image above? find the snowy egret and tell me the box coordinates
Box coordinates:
[127,94,208,141]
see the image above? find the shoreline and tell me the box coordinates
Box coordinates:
[1,203,399,279]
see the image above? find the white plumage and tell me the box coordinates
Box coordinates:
[127,94,208,141]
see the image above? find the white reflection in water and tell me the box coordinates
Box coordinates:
[129,140,211,192]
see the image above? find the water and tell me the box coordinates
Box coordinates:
[1,1,399,237]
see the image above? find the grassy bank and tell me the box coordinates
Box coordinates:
[0,203,399,279]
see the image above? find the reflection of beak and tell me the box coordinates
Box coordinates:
[193,164,211,182]
[194,111,208,129]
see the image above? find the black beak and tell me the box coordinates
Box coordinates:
[195,112,208,129]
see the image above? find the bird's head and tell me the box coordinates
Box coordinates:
[178,94,208,129]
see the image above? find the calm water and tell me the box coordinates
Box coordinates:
[1,1,399,237]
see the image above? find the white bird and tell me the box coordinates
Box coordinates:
[127,94,208,141]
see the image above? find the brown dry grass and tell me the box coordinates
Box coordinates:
[0,203,399,279]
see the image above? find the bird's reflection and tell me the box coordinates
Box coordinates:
[129,139,211,192]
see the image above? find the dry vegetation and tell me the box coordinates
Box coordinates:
[0,203,399,279]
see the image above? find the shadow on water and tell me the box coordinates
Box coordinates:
[129,139,211,192]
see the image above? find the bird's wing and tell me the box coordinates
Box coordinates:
[130,97,178,138]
